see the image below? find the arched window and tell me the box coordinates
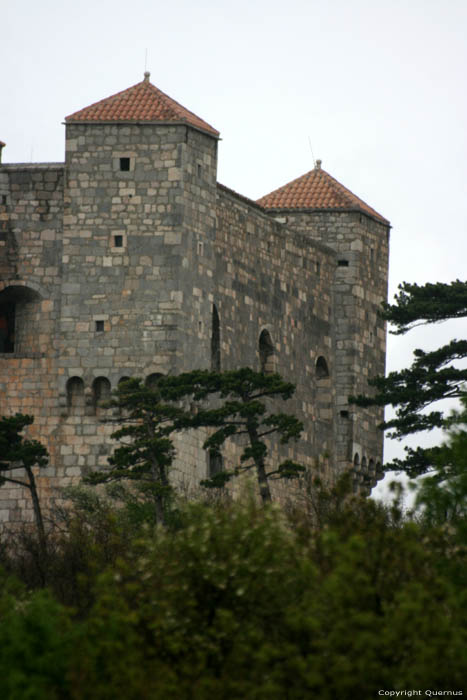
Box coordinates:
[208,450,224,478]
[368,458,375,475]
[353,453,360,468]
[66,377,85,415]
[211,304,221,371]
[0,284,42,354]
[259,329,275,374]
[316,356,330,379]
[92,377,111,417]
[146,373,163,390]
[361,456,367,473]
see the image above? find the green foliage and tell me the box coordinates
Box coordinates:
[0,414,48,483]
[415,396,467,534]
[84,377,189,523]
[0,573,76,700]
[0,414,48,552]
[85,369,304,507]
[2,492,467,698]
[177,368,305,502]
[381,279,467,334]
[351,279,467,476]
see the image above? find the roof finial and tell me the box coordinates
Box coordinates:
[315,159,322,170]
[144,71,150,82]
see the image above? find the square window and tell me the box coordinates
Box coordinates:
[114,235,123,247]
[337,259,349,267]
[120,157,130,172]
[95,320,104,332]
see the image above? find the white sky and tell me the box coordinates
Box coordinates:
[3,0,467,494]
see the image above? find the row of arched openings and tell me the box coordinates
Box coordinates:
[66,374,166,416]
[210,305,330,378]
[353,454,382,491]
[66,376,112,417]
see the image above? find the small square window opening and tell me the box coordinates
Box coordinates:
[337,259,349,267]
[95,320,104,332]
[114,235,123,247]
[120,157,130,172]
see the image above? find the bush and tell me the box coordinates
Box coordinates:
[1,493,466,698]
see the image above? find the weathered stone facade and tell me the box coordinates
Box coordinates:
[0,76,390,523]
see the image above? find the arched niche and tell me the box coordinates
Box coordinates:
[145,373,164,390]
[353,453,360,469]
[92,377,111,417]
[0,284,42,354]
[211,304,221,371]
[66,377,85,415]
[316,356,330,379]
[259,329,275,374]
[361,456,367,473]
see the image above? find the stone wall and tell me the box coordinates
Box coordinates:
[212,187,337,479]
[0,121,389,524]
[0,164,64,522]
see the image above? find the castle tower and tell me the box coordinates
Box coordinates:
[257,161,390,488]
[58,72,220,479]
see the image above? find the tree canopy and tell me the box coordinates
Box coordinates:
[177,368,305,502]
[351,279,467,477]
[85,369,304,511]
[84,376,189,524]
[0,414,49,553]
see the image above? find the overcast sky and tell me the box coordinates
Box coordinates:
[3,0,467,498]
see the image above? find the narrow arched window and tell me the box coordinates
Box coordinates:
[361,456,367,473]
[66,377,85,415]
[316,356,329,379]
[208,450,224,477]
[92,377,111,417]
[353,453,360,468]
[211,304,221,371]
[368,458,375,475]
[259,329,275,374]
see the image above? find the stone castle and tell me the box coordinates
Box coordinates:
[0,73,390,522]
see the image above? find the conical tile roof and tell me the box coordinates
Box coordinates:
[257,161,388,224]
[65,73,219,137]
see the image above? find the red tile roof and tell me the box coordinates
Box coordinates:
[257,161,388,224]
[65,73,219,137]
